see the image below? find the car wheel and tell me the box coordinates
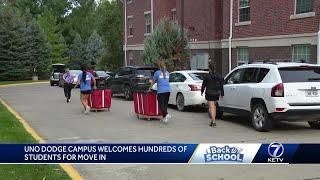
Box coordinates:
[50,81,54,86]
[308,121,320,129]
[124,86,133,101]
[176,93,185,111]
[251,103,272,132]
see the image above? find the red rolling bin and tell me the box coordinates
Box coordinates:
[88,89,112,111]
[133,91,162,120]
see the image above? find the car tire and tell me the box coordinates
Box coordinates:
[251,103,272,132]
[124,86,133,101]
[50,81,54,86]
[308,121,320,129]
[176,93,185,111]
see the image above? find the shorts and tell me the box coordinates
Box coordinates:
[81,90,92,95]
[205,93,220,101]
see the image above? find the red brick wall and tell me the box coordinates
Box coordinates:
[126,0,151,45]
[176,0,223,41]
[223,0,320,39]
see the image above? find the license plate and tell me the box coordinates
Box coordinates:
[306,90,319,97]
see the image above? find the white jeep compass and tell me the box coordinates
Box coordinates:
[219,62,320,132]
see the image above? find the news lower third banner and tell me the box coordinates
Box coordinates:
[0,143,319,164]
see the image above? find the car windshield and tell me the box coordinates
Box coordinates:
[279,66,320,83]
[96,71,108,77]
[52,65,65,73]
[136,68,157,77]
[69,70,82,75]
[188,72,208,81]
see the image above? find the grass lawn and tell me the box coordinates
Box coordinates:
[0,101,70,180]
[0,80,47,86]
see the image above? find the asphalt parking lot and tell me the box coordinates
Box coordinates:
[1,83,320,180]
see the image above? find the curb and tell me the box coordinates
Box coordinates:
[0,81,49,88]
[0,99,83,180]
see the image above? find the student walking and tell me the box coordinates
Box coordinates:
[151,61,171,124]
[62,67,74,103]
[201,62,224,127]
[75,65,97,114]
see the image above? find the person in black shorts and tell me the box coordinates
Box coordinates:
[201,62,224,127]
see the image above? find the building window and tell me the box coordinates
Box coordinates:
[239,0,250,22]
[145,12,151,34]
[127,16,133,37]
[171,9,177,24]
[127,0,132,4]
[292,45,311,62]
[296,0,313,14]
[237,47,249,66]
[129,51,134,65]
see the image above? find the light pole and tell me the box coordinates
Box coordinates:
[180,0,185,70]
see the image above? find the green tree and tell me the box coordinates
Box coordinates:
[84,31,104,64]
[143,18,190,70]
[37,9,69,64]
[0,6,30,80]
[24,10,51,78]
[96,0,123,70]
[68,33,84,69]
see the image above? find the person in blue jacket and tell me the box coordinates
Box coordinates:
[151,60,171,124]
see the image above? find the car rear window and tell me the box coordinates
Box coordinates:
[136,68,156,77]
[279,66,320,83]
[96,71,108,77]
[188,73,207,81]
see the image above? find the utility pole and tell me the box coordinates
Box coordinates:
[180,0,185,70]
[228,0,233,72]
[318,23,320,64]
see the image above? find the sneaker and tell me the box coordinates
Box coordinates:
[84,107,90,114]
[209,122,216,127]
[67,99,70,103]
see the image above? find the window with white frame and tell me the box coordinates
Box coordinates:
[237,47,249,66]
[171,9,177,24]
[127,16,133,37]
[296,0,313,14]
[239,0,250,22]
[145,12,151,34]
[292,44,311,62]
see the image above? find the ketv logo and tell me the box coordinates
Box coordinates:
[204,145,244,163]
[267,142,284,163]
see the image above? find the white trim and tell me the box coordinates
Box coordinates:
[127,35,133,38]
[124,44,144,51]
[144,11,151,15]
[171,8,176,12]
[290,12,315,20]
[127,15,133,19]
[221,33,317,48]
[189,41,221,49]
[235,21,251,26]
[124,33,317,51]
[144,33,151,37]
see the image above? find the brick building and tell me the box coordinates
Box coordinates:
[123,0,319,75]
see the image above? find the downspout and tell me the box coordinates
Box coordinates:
[318,23,320,64]
[124,0,127,66]
[151,0,154,32]
[228,0,233,72]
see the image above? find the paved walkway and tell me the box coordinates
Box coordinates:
[1,84,320,180]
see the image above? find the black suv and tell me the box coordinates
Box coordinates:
[109,66,157,100]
